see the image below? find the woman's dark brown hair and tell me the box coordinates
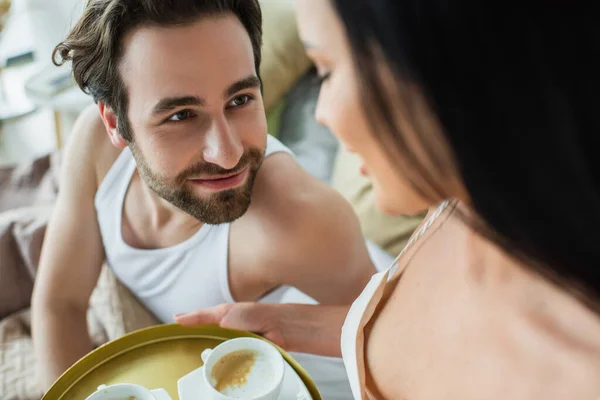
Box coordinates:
[332,1,600,306]
[54,0,262,141]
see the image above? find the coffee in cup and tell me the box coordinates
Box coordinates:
[201,337,285,399]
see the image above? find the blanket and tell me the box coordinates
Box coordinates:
[0,153,60,320]
[0,154,160,400]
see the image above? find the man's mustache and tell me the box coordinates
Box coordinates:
[175,149,264,185]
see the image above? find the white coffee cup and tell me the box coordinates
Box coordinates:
[85,383,172,400]
[200,337,285,400]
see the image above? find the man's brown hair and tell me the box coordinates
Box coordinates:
[53,0,263,141]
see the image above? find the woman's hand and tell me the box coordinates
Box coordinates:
[176,303,349,358]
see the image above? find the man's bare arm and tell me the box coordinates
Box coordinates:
[31,107,109,390]
[253,154,376,305]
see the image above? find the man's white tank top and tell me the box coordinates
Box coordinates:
[94,135,355,399]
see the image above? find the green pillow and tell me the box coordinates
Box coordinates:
[259,0,312,110]
[266,98,285,138]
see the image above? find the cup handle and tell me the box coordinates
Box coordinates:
[150,388,172,400]
[201,348,213,363]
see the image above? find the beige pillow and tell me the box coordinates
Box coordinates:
[331,147,425,257]
[260,0,312,111]
[0,310,44,400]
[88,265,160,344]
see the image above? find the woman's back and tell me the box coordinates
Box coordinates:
[356,205,600,399]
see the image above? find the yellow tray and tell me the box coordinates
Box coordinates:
[43,324,321,400]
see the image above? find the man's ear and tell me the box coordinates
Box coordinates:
[98,101,128,149]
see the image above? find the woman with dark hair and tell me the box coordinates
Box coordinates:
[179,1,600,398]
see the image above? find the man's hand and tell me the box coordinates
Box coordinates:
[176,303,349,358]
[176,303,286,347]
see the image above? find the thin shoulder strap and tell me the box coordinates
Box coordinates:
[388,200,452,279]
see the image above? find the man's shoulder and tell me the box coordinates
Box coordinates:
[250,151,354,238]
[237,150,375,300]
[65,105,122,189]
[253,152,325,214]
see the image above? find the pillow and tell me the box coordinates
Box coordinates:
[0,207,51,320]
[277,70,340,184]
[331,146,425,257]
[266,98,285,137]
[0,309,44,400]
[259,0,312,111]
[89,265,161,343]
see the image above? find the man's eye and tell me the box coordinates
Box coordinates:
[227,95,252,108]
[168,110,194,122]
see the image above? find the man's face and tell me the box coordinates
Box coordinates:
[119,14,266,224]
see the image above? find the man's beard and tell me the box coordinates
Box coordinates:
[130,145,265,225]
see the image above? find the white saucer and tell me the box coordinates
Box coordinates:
[178,363,312,400]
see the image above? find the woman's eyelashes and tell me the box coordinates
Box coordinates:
[313,70,332,86]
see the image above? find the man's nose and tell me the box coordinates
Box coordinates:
[202,115,244,170]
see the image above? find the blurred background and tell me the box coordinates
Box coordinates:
[0,0,89,165]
